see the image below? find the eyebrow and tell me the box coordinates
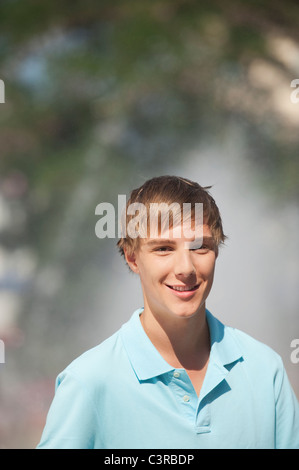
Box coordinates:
[145,236,214,246]
[187,237,215,248]
[146,239,177,247]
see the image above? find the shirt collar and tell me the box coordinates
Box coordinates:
[120,308,243,382]
[205,309,243,368]
[120,308,173,381]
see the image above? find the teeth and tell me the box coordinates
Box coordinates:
[170,285,197,291]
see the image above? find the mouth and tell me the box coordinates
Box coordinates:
[166,284,199,292]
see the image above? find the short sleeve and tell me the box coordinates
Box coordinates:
[274,359,299,449]
[36,369,99,449]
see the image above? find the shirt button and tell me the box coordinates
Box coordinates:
[173,371,180,378]
[183,395,190,402]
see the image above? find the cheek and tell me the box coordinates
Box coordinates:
[198,256,216,279]
[139,260,171,288]
[137,261,158,286]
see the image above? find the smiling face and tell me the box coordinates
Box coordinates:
[125,223,217,324]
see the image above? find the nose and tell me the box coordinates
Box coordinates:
[174,248,196,279]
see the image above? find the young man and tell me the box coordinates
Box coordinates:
[37,176,299,449]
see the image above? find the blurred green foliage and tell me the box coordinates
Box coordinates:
[0,0,299,373]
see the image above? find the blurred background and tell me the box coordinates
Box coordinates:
[0,0,298,448]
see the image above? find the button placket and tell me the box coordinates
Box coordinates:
[170,369,198,424]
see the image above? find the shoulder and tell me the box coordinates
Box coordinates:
[226,322,284,372]
[57,328,127,390]
[208,310,283,372]
[54,310,144,397]
[216,317,289,400]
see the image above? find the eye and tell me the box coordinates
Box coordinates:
[190,244,210,253]
[154,246,173,252]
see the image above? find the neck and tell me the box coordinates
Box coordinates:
[140,305,210,371]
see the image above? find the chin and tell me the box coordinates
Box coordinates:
[169,305,204,319]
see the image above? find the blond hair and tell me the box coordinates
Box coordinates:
[117,175,227,258]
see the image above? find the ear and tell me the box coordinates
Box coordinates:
[124,248,140,274]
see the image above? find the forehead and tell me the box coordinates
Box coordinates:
[140,223,212,246]
[166,223,209,240]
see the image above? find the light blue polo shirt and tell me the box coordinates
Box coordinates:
[37,308,299,449]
